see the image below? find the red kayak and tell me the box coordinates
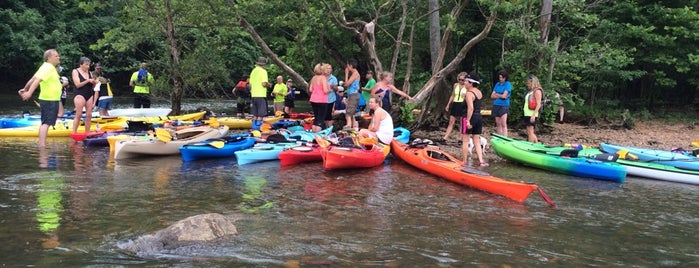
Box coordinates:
[390,140,555,205]
[278,145,322,166]
[315,136,390,170]
[70,131,105,142]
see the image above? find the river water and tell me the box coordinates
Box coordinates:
[0,95,697,267]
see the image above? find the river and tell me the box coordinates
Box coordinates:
[0,95,697,267]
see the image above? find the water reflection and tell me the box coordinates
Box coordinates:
[35,172,65,249]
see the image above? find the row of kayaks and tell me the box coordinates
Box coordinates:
[489,133,699,185]
[0,111,322,137]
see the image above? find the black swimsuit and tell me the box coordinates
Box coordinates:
[74,70,94,101]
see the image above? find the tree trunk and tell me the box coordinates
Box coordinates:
[238,17,309,93]
[428,0,441,73]
[163,0,183,115]
[412,0,500,103]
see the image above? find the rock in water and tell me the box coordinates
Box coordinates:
[122,213,238,255]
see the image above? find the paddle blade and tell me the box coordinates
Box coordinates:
[260,122,272,133]
[155,128,173,142]
[208,140,225,149]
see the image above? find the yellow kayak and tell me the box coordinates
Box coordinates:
[214,116,281,129]
[0,111,207,137]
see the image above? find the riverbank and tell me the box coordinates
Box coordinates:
[412,119,697,163]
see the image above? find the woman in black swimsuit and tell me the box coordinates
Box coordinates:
[71,57,97,133]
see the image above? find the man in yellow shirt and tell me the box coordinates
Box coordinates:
[271,75,288,115]
[249,57,270,130]
[18,49,62,147]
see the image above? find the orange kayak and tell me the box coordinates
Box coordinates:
[316,136,390,170]
[390,140,555,205]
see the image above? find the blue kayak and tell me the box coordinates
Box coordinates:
[234,142,296,165]
[600,143,699,171]
[180,134,255,162]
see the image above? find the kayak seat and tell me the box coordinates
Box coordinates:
[559,149,579,157]
[427,150,450,161]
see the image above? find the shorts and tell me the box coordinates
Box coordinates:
[521,116,538,127]
[39,100,59,126]
[492,105,509,117]
[345,93,360,115]
[284,98,295,108]
[251,97,268,117]
[273,102,284,112]
[449,102,465,117]
[97,97,113,110]
[325,102,335,121]
[461,114,483,135]
[311,102,328,127]
[60,97,66,106]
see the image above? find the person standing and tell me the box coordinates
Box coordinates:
[343,59,361,130]
[442,72,467,143]
[249,57,270,130]
[324,64,338,128]
[461,72,487,167]
[490,70,512,136]
[309,63,331,132]
[371,71,414,114]
[360,70,376,112]
[71,57,98,134]
[129,62,154,108]
[271,75,287,115]
[523,74,543,143]
[58,75,69,118]
[284,79,296,114]
[232,76,250,117]
[92,63,113,116]
[18,49,63,147]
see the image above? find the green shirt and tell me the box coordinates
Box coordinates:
[249,65,269,98]
[361,78,376,103]
[272,83,287,103]
[35,62,62,101]
[130,71,154,94]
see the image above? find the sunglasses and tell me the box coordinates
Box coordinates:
[458,78,466,82]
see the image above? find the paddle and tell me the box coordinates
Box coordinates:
[154,128,173,142]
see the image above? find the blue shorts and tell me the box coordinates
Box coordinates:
[251,97,268,117]
[39,100,59,126]
[492,105,509,117]
[97,97,113,110]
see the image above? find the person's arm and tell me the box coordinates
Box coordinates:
[464,92,474,128]
[532,88,543,119]
[73,69,93,88]
[446,84,456,111]
[345,70,359,86]
[322,78,330,94]
[129,73,135,87]
[369,110,383,132]
[390,85,415,101]
[18,77,40,101]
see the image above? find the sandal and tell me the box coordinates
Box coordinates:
[479,162,489,167]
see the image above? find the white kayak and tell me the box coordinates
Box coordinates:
[114,126,229,159]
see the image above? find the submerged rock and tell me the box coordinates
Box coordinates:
[121,213,238,256]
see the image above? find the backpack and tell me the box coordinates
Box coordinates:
[527,88,545,110]
[136,70,148,85]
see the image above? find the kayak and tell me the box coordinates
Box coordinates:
[390,140,555,204]
[576,147,699,185]
[214,116,281,129]
[114,126,229,159]
[271,119,303,130]
[490,133,627,182]
[278,145,323,166]
[234,142,296,165]
[316,136,391,170]
[179,134,255,162]
[287,126,333,142]
[393,127,410,144]
[600,143,699,171]
[70,131,105,142]
[0,111,207,137]
[0,108,171,129]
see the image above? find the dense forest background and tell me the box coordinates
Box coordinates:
[1,0,698,127]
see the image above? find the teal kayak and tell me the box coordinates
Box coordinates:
[600,143,699,171]
[393,127,410,144]
[577,147,699,185]
[234,142,296,165]
[490,133,626,182]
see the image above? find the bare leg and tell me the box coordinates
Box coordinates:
[526,125,538,143]
[461,133,470,164]
[473,134,485,165]
[72,96,86,133]
[444,116,456,140]
[38,124,49,147]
